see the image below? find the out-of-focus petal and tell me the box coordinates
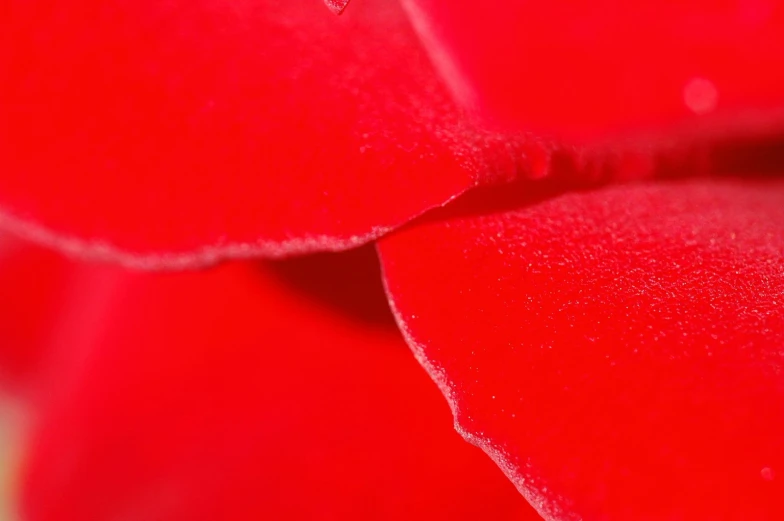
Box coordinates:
[0,234,73,394]
[402,0,784,140]
[0,0,546,266]
[0,399,26,521]
[378,179,784,520]
[21,247,538,521]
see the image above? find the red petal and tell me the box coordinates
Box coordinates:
[21,248,537,520]
[0,0,537,264]
[402,0,784,139]
[0,234,73,395]
[378,179,784,520]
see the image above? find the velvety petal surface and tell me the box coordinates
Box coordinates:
[402,0,784,140]
[0,0,539,265]
[378,179,784,520]
[20,247,538,521]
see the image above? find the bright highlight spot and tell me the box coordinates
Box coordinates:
[683,78,719,115]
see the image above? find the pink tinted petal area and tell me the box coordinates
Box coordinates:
[379,179,784,520]
[0,0,535,265]
[402,0,784,139]
[20,247,537,521]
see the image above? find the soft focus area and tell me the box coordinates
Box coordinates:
[0,237,535,521]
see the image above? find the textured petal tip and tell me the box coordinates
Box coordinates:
[324,0,351,15]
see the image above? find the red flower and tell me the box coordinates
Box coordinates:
[1,1,783,520]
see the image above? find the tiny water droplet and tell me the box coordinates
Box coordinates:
[324,0,351,15]
[761,467,776,481]
[683,78,719,115]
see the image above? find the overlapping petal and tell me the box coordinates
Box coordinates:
[378,179,784,520]
[0,0,547,265]
[4,2,784,520]
[402,0,784,139]
[19,245,537,521]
